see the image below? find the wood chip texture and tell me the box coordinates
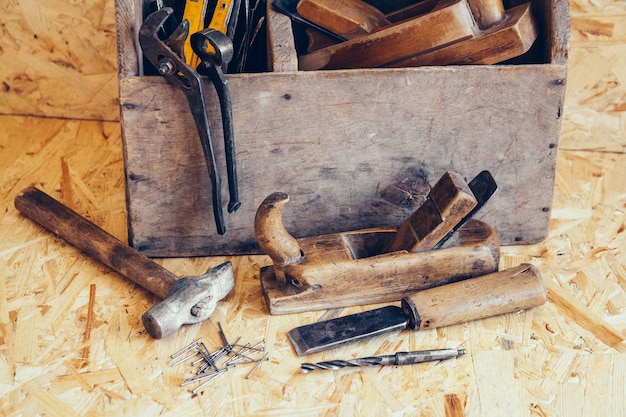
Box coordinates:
[1,0,625,416]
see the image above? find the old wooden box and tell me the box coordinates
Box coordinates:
[114,0,569,256]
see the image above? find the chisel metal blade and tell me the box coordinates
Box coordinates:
[287,306,409,356]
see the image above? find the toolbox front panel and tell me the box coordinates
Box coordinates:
[119,64,565,256]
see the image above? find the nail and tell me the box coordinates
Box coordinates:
[245,352,269,379]
[191,369,227,394]
[170,338,202,360]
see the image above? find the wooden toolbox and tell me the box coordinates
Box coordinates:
[114,0,569,256]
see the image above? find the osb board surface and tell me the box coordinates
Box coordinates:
[1,2,626,417]
[0,0,119,121]
[121,64,566,255]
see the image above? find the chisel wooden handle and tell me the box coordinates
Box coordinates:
[402,264,547,330]
[14,187,177,299]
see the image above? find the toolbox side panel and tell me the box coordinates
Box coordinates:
[120,66,566,256]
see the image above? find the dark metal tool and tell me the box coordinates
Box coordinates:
[288,264,547,355]
[191,28,240,213]
[139,8,240,235]
[301,348,466,372]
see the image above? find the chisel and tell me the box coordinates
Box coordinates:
[288,264,547,355]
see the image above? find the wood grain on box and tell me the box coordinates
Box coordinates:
[116,0,569,256]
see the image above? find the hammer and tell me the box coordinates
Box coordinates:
[14,187,235,339]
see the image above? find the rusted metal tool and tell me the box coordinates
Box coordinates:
[139,8,240,235]
[288,264,548,355]
[254,171,499,315]
[191,27,239,215]
[14,187,235,339]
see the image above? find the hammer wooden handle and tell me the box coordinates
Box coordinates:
[402,264,547,330]
[14,187,177,299]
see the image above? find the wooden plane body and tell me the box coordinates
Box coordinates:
[391,2,537,67]
[260,218,500,314]
[255,171,501,315]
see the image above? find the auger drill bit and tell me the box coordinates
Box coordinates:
[301,348,466,372]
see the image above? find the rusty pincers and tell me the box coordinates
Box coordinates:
[139,8,240,235]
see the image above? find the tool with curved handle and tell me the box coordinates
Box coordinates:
[254,171,501,315]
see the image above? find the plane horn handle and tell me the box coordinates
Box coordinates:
[254,192,302,286]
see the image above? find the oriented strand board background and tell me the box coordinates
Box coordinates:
[0,0,119,120]
[1,0,626,416]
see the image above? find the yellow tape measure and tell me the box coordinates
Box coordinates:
[208,0,234,34]
[183,0,234,67]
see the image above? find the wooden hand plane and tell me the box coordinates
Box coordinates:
[297,0,538,70]
[254,171,500,315]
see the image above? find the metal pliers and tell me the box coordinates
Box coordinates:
[139,7,240,235]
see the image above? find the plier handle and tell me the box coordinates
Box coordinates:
[139,7,240,235]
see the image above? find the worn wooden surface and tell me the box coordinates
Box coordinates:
[298,0,540,70]
[298,0,478,70]
[1,1,626,416]
[120,65,566,255]
[296,0,391,39]
[266,5,299,72]
[117,0,567,256]
[390,1,538,67]
[0,0,120,121]
[259,219,500,314]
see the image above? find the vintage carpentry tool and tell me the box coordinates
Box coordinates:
[254,171,499,315]
[385,170,496,253]
[14,187,235,339]
[301,348,466,371]
[297,0,538,70]
[191,28,239,214]
[272,0,348,42]
[295,0,444,41]
[139,7,240,235]
[298,0,477,70]
[288,263,547,355]
[195,1,240,213]
[390,0,538,67]
[272,0,438,49]
[289,0,441,52]
[296,0,390,40]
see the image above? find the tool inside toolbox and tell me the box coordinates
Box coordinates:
[273,0,545,69]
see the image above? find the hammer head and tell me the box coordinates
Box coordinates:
[142,262,235,339]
